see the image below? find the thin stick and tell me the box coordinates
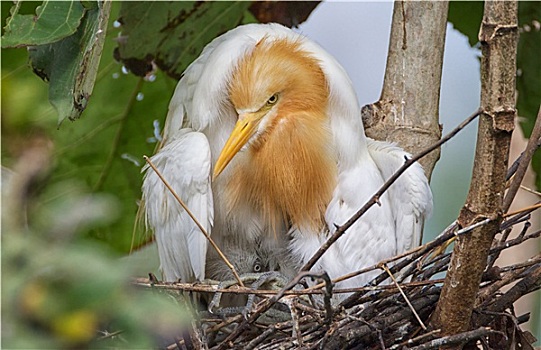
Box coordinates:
[388,329,441,350]
[503,202,541,218]
[503,105,541,211]
[133,277,445,296]
[216,271,329,350]
[310,217,488,292]
[143,155,245,287]
[407,327,494,350]
[301,108,482,272]
[381,264,427,330]
[520,185,541,197]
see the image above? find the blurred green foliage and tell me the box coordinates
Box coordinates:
[1,1,189,347]
[2,153,189,348]
[2,1,177,253]
[1,2,259,346]
[1,1,256,254]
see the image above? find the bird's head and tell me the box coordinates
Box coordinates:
[213,37,329,179]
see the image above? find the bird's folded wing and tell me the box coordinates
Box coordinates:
[366,139,433,251]
[142,129,213,282]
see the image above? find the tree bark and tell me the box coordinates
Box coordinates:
[362,1,448,179]
[431,0,518,343]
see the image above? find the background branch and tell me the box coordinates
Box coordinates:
[431,1,518,340]
[362,1,448,179]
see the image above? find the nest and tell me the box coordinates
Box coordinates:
[135,205,540,350]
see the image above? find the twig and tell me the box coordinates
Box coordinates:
[477,254,541,306]
[485,264,541,314]
[143,156,245,287]
[503,202,541,217]
[519,185,541,197]
[491,229,540,256]
[388,329,441,349]
[301,109,482,272]
[337,292,441,348]
[245,328,274,349]
[206,314,243,334]
[97,330,124,340]
[317,271,334,324]
[498,253,541,273]
[215,271,330,350]
[407,327,494,350]
[345,315,385,349]
[139,189,539,349]
[381,264,427,330]
[502,206,534,228]
[337,217,492,307]
[503,105,541,210]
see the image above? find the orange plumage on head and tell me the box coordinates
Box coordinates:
[225,38,337,232]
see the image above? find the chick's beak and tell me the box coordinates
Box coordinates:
[213,113,262,179]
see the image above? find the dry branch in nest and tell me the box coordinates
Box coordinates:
[135,108,541,349]
[134,206,540,349]
[135,106,541,349]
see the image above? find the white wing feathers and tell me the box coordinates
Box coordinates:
[366,138,433,251]
[142,129,213,282]
[144,22,433,287]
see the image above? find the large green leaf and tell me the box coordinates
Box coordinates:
[48,67,176,252]
[115,1,251,79]
[1,1,85,48]
[448,2,483,47]
[27,1,111,125]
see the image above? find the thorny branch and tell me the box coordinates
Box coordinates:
[301,108,482,272]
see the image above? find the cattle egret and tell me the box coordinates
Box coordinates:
[142,23,433,292]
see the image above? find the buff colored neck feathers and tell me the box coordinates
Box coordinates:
[226,38,337,232]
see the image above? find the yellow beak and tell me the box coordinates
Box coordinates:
[213,113,262,179]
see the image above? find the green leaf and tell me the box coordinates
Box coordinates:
[116,1,252,79]
[1,1,85,48]
[447,1,484,47]
[28,1,111,125]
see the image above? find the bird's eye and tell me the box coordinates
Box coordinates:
[266,94,278,106]
[253,259,263,273]
[253,264,261,272]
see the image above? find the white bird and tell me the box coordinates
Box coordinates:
[142,23,432,292]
